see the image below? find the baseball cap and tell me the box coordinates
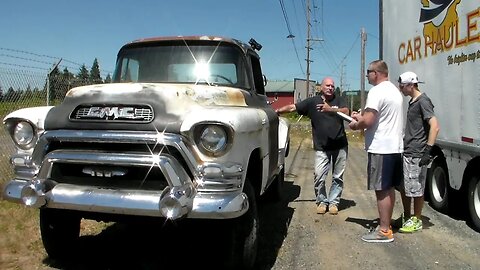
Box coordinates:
[398,71,422,84]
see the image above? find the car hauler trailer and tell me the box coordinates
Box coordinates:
[380,0,480,231]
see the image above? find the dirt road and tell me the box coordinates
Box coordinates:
[258,134,480,270]
[2,130,479,270]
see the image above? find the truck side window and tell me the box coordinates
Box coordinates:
[250,55,265,95]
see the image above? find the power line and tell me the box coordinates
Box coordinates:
[0,47,114,75]
[0,61,49,71]
[289,37,305,75]
[278,0,305,76]
[278,0,295,38]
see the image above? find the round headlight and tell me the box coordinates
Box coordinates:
[199,125,227,154]
[13,121,35,147]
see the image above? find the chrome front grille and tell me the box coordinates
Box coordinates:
[71,105,154,122]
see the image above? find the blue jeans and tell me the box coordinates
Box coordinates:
[314,146,348,206]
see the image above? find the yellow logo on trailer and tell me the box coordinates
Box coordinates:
[398,0,479,64]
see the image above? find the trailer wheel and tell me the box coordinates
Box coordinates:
[467,175,480,231]
[427,158,449,213]
[40,209,81,259]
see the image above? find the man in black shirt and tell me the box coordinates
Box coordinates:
[276,77,349,215]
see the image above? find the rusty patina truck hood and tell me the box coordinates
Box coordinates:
[44,83,248,133]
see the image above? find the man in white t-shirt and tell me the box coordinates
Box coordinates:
[349,60,404,243]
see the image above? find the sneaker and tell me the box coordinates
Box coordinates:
[328,204,338,215]
[316,203,327,214]
[361,226,394,243]
[392,213,405,229]
[399,216,423,233]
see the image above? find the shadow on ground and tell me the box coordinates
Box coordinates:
[42,180,301,270]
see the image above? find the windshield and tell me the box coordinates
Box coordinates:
[113,42,250,89]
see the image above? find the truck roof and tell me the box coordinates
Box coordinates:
[124,35,256,55]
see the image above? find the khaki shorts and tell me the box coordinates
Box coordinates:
[401,156,427,197]
[367,153,402,191]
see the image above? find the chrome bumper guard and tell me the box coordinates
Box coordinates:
[2,130,248,220]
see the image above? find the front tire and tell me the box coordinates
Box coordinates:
[427,158,450,213]
[224,181,258,269]
[263,165,285,202]
[40,209,81,259]
[467,175,480,231]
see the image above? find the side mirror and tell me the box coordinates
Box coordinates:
[263,75,268,87]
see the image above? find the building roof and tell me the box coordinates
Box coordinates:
[265,80,294,93]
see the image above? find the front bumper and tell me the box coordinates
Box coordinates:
[3,179,248,219]
[2,130,248,220]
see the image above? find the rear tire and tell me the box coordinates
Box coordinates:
[427,158,450,213]
[40,209,81,259]
[467,175,480,231]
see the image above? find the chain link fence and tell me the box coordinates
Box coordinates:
[0,67,104,187]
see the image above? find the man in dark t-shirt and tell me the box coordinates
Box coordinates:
[396,71,440,233]
[276,77,349,215]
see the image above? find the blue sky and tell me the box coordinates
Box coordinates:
[0,0,380,90]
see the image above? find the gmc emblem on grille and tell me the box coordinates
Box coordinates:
[71,105,154,122]
[88,106,138,119]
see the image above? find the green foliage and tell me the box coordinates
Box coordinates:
[1,58,111,105]
[104,73,112,83]
[77,64,89,85]
[89,58,102,84]
[280,111,310,122]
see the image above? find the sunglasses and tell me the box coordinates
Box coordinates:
[366,69,376,75]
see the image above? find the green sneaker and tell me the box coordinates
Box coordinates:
[399,216,423,233]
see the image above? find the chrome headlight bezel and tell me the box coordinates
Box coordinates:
[193,123,233,157]
[5,119,38,150]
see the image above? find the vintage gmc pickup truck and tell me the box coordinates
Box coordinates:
[2,35,290,268]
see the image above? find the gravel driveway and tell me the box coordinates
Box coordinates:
[2,130,479,270]
[259,134,480,270]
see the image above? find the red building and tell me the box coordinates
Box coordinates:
[265,80,295,110]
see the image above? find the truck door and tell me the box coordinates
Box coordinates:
[250,54,279,175]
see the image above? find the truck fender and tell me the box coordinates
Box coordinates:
[278,117,290,158]
[3,106,54,132]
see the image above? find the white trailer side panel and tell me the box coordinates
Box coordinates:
[382,0,480,145]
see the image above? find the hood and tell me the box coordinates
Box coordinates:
[44,83,248,133]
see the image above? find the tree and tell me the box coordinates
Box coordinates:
[22,84,33,100]
[4,87,16,102]
[104,73,112,83]
[77,64,89,86]
[48,66,61,103]
[55,67,75,100]
[89,58,103,84]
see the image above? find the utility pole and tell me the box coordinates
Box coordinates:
[360,28,367,113]
[305,0,323,97]
[340,64,346,96]
[306,0,312,97]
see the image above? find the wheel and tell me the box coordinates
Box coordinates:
[427,158,450,212]
[264,166,285,202]
[224,181,258,269]
[467,175,480,231]
[40,209,81,259]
